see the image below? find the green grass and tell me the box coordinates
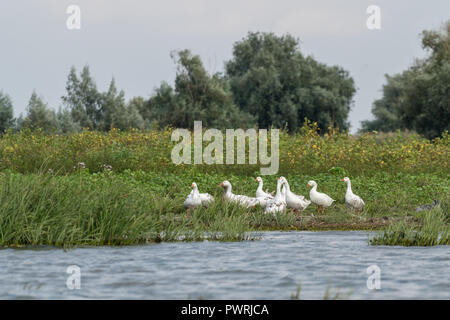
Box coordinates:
[0,169,448,247]
[370,195,450,246]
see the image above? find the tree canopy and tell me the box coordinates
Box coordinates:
[225,32,356,131]
[0,91,14,133]
[3,26,447,138]
[361,21,450,138]
[143,50,255,130]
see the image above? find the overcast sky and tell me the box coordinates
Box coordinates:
[0,1,449,132]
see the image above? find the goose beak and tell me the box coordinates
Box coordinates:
[307,184,311,188]
[340,179,345,182]
[219,182,223,187]
[255,178,258,182]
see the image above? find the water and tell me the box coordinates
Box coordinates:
[0,231,449,299]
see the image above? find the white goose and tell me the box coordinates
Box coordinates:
[255,177,274,209]
[264,177,287,214]
[195,183,214,207]
[341,177,365,214]
[220,180,259,208]
[183,182,202,218]
[279,177,311,215]
[307,180,335,214]
[255,177,274,198]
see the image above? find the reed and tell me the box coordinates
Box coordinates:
[370,195,449,246]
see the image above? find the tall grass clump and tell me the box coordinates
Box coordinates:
[0,171,255,247]
[370,195,450,246]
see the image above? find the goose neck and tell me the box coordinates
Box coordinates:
[276,180,283,197]
[346,181,352,194]
[223,185,232,197]
[256,180,264,192]
[283,180,290,192]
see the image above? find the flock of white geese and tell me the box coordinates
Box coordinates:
[184,176,365,218]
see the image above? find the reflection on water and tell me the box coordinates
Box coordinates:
[0,231,449,299]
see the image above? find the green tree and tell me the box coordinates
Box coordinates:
[100,78,145,130]
[361,21,450,138]
[225,32,355,131]
[360,71,412,132]
[0,91,15,133]
[56,107,80,134]
[148,50,255,129]
[23,91,58,132]
[62,66,102,130]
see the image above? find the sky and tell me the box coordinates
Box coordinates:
[0,1,449,132]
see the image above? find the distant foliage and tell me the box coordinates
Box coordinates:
[144,50,256,130]
[226,32,355,131]
[62,66,103,130]
[99,78,145,131]
[0,121,447,175]
[22,91,58,132]
[0,26,447,138]
[361,21,450,139]
[0,91,14,133]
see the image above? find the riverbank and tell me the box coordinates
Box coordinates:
[0,170,448,247]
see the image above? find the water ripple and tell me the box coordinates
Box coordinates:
[0,231,449,299]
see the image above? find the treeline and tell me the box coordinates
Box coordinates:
[360,21,450,139]
[0,32,355,134]
[0,24,448,138]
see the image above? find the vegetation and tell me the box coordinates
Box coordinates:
[361,21,450,139]
[0,91,14,133]
[0,122,448,247]
[147,50,255,130]
[0,169,447,247]
[370,195,449,246]
[0,24,448,247]
[226,32,355,131]
[2,32,357,134]
[0,121,448,175]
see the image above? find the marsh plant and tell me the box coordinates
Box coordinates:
[370,196,450,246]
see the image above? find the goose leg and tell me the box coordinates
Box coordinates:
[186,208,190,220]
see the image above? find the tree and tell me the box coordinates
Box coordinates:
[100,78,145,130]
[23,91,58,132]
[62,66,102,130]
[56,107,80,134]
[148,50,255,129]
[360,71,413,132]
[0,91,15,133]
[225,32,355,131]
[361,21,450,138]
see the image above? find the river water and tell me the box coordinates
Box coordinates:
[0,231,448,299]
